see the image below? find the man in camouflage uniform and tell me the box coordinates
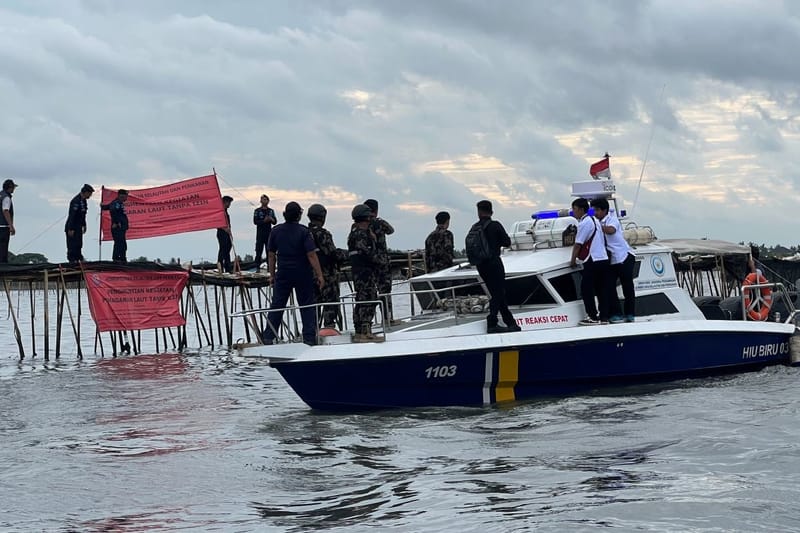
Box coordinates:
[348,204,383,342]
[364,198,398,324]
[307,203,347,329]
[424,211,454,273]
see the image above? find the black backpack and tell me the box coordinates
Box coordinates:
[465,219,492,266]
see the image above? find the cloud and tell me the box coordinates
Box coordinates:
[1,0,800,264]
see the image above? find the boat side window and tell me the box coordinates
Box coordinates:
[635,293,678,315]
[506,275,557,306]
[413,278,484,310]
[549,272,581,302]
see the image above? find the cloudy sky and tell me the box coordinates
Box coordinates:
[2,0,799,263]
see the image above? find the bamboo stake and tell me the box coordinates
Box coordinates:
[188,286,208,346]
[238,285,253,343]
[56,287,64,358]
[96,326,104,357]
[58,267,82,359]
[3,279,25,359]
[28,281,36,357]
[44,270,49,359]
[221,285,232,346]
[212,278,222,347]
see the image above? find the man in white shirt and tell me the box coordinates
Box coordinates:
[0,178,17,263]
[569,197,610,325]
[592,198,636,323]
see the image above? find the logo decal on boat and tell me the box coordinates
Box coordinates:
[651,255,665,277]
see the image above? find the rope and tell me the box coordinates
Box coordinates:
[12,215,66,255]
[214,169,257,208]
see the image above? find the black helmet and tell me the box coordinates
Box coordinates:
[351,204,372,221]
[308,203,327,220]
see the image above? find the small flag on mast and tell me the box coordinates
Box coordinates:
[589,153,610,179]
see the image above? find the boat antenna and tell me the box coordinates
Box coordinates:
[629,83,666,219]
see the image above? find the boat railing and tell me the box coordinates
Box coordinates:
[231,298,388,345]
[739,281,798,324]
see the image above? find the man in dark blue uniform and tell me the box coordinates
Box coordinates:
[102,189,129,263]
[65,183,94,263]
[261,201,325,346]
[253,194,276,265]
[217,195,234,272]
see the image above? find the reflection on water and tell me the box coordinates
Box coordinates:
[0,348,799,531]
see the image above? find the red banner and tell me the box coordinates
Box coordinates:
[100,174,228,241]
[85,271,189,332]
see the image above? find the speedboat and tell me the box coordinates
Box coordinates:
[236,179,800,410]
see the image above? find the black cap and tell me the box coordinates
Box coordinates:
[222,195,233,202]
[284,201,303,219]
[118,189,129,196]
[81,183,95,193]
[476,200,493,214]
[364,199,378,212]
[3,179,17,189]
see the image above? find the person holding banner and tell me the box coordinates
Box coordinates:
[65,183,94,263]
[101,189,129,263]
[253,194,277,266]
[261,201,325,346]
[217,195,234,273]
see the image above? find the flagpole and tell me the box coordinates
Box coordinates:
[98,186,104,261]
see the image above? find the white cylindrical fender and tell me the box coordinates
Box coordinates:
[790,334,800,366]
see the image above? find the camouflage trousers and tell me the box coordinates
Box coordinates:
[376,261,393,319]
[353,267,377,334]
[315,271,341,328]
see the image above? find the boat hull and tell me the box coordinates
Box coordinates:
[272,326,794,410]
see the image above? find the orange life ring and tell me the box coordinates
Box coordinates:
[742,272,772,321]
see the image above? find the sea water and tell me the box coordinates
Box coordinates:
[1,285,800,531]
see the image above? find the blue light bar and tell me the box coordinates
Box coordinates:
[532,210,560,220]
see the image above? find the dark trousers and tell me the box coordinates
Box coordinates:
[581,258,610,321]
[217,230,232,272]
[609,254,636,317]
[477,257,516,328]
[377,261,393,319]
[262,270,317,344]
[0,227,9,263]
[66,231,84,262]
[255,230,270,264]
[111,228,127,262]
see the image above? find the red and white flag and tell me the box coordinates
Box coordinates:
[100,174,228,241]
[589,155,610,179]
